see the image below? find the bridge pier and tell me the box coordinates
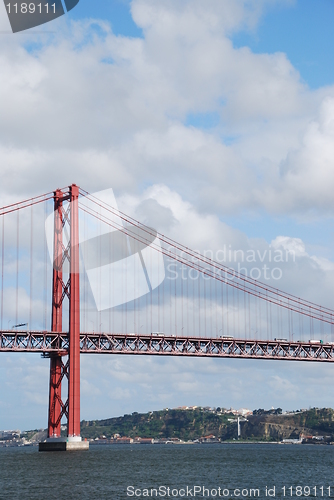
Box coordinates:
[39,437,89,452]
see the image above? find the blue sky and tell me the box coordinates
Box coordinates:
[67,0,143,37]
[234,0,334,89]
[1,0,334,430]
[61,0,334,253]
[64,0,334,89]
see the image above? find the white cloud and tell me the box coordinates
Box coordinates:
[117,185,334,310]
[276,97,334,213]
[271,236,306,257]
[0,0,332,217]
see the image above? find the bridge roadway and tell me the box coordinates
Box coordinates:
[1,330,334,362]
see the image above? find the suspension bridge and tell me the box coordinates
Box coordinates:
[1,184,333,450]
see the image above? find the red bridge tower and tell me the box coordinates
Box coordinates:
[39,184,88,451]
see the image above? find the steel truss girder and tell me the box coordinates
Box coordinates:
[1,331,334,362]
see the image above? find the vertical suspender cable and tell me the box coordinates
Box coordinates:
[1,216,4,330]
[169,252,172,335]
[83,206,87,332]
[162,252,165,335]
[29,205,33,330]
[226,281,229,336]
[248,292,251,339]
[149,237,152,333]
[134,233,137,333]
[221,280,224,337]
[192,259,195,336]
[112,218,115,333]
[98,207,102,333]
[291,308,294,340]
[210,272,212,337]
[204,272,207,336]
[1,215,5,330]
[43,201,47,330]
[123,221,126,333]
[198,261,201,336]
[232,285,235,338]
[320,306,324,338]
[259,299,262,338]
[181,262,183,335]
[269,299,272,339]
[215,271,217,337]
[174,247,177,334]
[158,246,160,333]
[244,285,246,339]
[15,209,19,326]
[237,287,240,338]
[182,258,190,335]
[254,291,257,339]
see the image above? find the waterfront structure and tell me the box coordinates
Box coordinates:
[1,185,334,450]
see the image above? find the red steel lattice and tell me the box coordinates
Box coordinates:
[47,184,81,439]
[1,331,334,362]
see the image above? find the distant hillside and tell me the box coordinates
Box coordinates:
[80,407,334,442]
[242,408,334,441]
[81,408,232,441]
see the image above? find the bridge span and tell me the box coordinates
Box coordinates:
[1,330,334,362]
[2,184,334,450]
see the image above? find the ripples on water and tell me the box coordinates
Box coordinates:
[1,444,333,499]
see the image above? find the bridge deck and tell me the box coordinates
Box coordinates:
[0,331,333,362]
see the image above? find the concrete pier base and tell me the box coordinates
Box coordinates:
[39,437,89,452]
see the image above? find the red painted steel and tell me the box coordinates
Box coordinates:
[51,189,63,333]
[1,330,334,362]
[68,184,81,437]
[48,189,64,438]
[48,355,63,437]
[3,184,334,442]
[47,185,82,439]
[0,192,54,216]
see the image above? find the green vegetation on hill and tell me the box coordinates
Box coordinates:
[81,409,233,440]
[291,407,334,433]
[79,407,334,442]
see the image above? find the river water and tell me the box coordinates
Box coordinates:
[1,443,333,499]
